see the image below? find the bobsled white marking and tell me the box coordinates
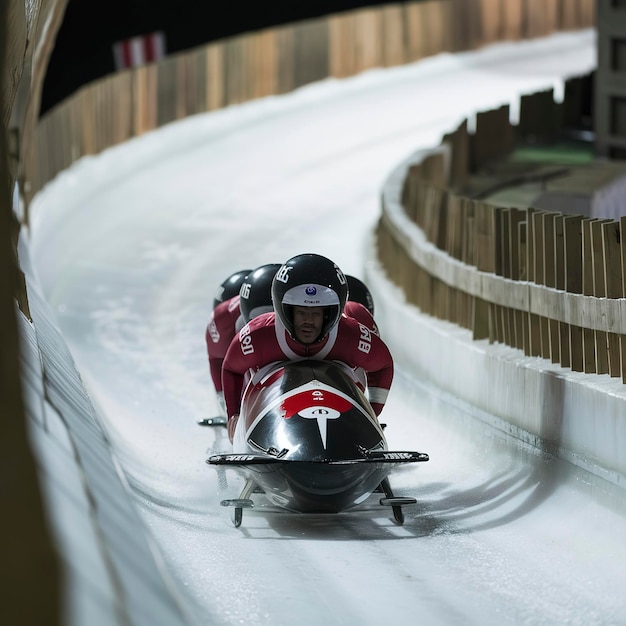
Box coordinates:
[281,387,352,449]
[298,405,341,448]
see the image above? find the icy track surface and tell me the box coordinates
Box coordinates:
[28,31,626,625]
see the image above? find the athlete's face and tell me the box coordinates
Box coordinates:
[293,306,323,344]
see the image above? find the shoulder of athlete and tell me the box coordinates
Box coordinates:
[211,295,241,328]
[343,300,369,319]
[213,294,239,318]
[246,311,275,331]
[226,295,241,314]
[343,301,379,336]
[337,314,391,361]
[225,311,276,364]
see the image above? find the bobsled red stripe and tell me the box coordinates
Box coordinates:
[281,390,353,419]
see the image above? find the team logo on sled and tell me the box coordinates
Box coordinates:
[280,389,352,448]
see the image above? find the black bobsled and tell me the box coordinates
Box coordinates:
[206,359,428,527]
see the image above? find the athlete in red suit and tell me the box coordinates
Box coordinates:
[206,295,244,412]
[344,300,379,337]
[205,264,280,414]
[221,254,394,443]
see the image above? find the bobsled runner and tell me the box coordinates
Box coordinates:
[205,359,428,527]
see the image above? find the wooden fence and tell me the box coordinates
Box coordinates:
[377,71,626,383]
[26,0,595,215]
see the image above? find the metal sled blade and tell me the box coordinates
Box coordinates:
[378,477,417,525]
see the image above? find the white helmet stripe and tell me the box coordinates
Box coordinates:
[282,284,340,306]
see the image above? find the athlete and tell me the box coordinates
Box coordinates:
[212,268,251,310]
[346,274,375,315]
[343,275,379,389]
[205,264,279,413]
[221,253,394,443]
[239,263,282,324]
[344,274,378,337]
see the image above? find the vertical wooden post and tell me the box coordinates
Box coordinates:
[504,207,522,350]
[527,211,543,357]
[564,215,583,371]
[543,212,561,364]
[519,219,531,355]
[581,219,597,373]
[381,5,406,67]
[474,202,495,341]
[554,214,571,368]
[591,220,609,375]
[602,221,622,377]
[446,193,464,261]
[499,208,512,346]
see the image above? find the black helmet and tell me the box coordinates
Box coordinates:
[272,253,348,341]
[213,268,252,309]
[346,275,375,316]
[239,263,281,324]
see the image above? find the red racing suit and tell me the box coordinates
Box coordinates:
[205,295,244,395]
[342,301,380,389]
[221,310,394,441]
[344,300,379,337]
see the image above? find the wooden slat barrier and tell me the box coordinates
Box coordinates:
[517,89,561,144]
[377,41,626,387]
[26,0,596,209]
[443,121,470,190]
[381,147,626,364]
[602,221,623,377]
[471,105,514,171]
[396,170,626,377]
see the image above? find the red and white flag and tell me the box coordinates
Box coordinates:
[113,31,166,70]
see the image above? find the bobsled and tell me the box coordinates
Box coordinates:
[205,359,428,527]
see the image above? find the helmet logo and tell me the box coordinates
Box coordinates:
[336,267,347,285]
[275,266,292,283]
[240,282,251,299]
[305,286,317,295]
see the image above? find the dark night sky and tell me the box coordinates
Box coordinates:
[42,0,408,115]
